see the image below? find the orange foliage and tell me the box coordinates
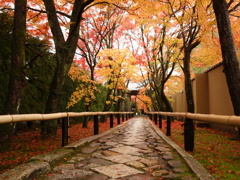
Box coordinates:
[1,0,240,110]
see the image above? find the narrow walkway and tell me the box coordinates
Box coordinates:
[35,117,198,180]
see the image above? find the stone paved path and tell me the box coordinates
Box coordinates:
[35,117,198,180]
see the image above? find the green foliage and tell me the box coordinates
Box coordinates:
[0,13,12,114]
[90,84,108,111]
[123,96,132,111]
[20,37,56,114]
[0,12,56,115]
[60,77,108,113]
[60,76,86,112]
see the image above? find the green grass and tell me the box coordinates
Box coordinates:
[161,121,240,180]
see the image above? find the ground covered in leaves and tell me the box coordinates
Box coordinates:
[0,118,118,174]
[160,120,240,180]
[1,117,240,180]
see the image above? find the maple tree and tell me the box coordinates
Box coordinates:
[37,0,140,133]
[66,62,99,109]
[138,20,180,112]
[166,0,202,114]
[68,5,127,126]
[38,0,95,135]
[171,0,199,152]
[0,0,97,136]
[96,48,138,113]
[135,88,152,112]
[77,6,124,102]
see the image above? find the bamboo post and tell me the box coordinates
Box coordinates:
[122,114,125,122]
[117,114,121,124]
[62,117,68,147]
[166,116,171,136]
[94,115,99,135]
[110,114,114,128]
[154,114,157,124]
[159,115,162,129]
[184,118,194,151]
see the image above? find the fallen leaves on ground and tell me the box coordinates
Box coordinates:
[0,118,120,174]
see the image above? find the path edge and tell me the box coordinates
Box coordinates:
[147,118,215,180]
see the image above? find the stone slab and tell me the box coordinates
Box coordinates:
[58,169,93,178]
[105,142,118,146]
[81,147,97,154]
[103,150,121,156]
[152,170,169,177]
[139,158,159,167]
[102,154,142,163]
[89,158,115,166]
[82,173,109,180]
[110,146,140,155]
[91,164,143,178]
[126,161,145,168]
[125,174,156,180]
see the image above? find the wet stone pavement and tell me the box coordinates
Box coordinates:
[36,117,198,180]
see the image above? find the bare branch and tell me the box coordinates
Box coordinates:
[27,6,71,19]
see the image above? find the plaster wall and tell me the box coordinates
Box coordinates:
[208,65,234,115]
[193,73,209,114]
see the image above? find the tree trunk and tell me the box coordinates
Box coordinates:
[183,50,195,113]
[161,90,173,112]
[41,48,74,135]
[183,50,195,152]
[115,89,125,111]
[0,0,27,152]
[41,0,94,135]
[212,0,240,116]
[82,105,91,128]
[82,78,95,128]
[100,88,114,122]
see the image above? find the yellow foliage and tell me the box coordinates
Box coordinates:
[66,62,100,108]
[96,48,139,91]
[106,101,111,105]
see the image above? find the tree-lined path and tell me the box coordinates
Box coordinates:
[0,1,240,179]
[0,116,213,180]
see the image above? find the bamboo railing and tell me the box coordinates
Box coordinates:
[0,111,134,146]
[0,112,133,124]
[147,111,240,151]
[149,112,240,127]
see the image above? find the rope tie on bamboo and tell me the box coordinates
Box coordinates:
[10,114,14,124]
